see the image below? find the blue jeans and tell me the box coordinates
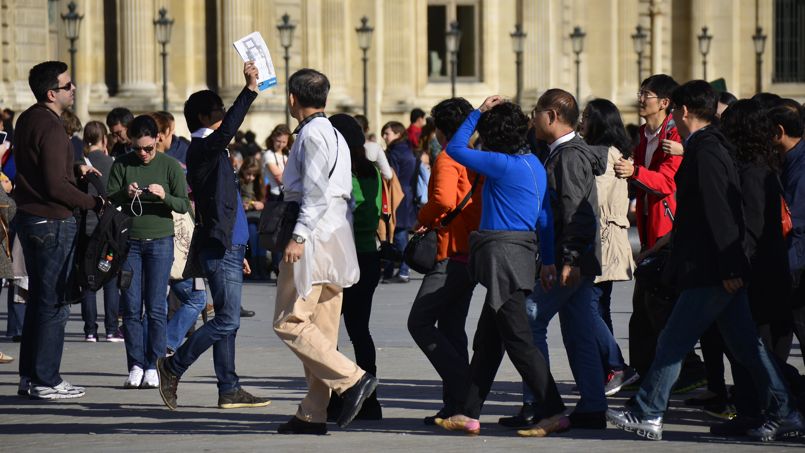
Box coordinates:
[81,279,120,336]
[121,237,174,370]
[384,229,410,278]
[591,281,625,371]
[523,276,607,412]
[16,213,78,387]
[170,244,245,394]
[166,278,207,352]
[633,286,795,419]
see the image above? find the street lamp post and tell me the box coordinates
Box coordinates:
[752,26,767,94]
[510,24,526,106]
[445,21,462,98]
[355,16,374,117]
[61,1,83,80]
[154,8,174,112]
[277,13,296,125]
[569,26,586,102]
[697,26,713,81]
[631,24,648,122]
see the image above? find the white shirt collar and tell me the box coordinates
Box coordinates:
[548,131,576,154]
[644,124,662,142]
[191,128,214,138]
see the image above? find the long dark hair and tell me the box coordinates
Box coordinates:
[581,99,632,158]
[720,99,778,169]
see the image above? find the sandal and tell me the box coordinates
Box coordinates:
[0,352,14,364]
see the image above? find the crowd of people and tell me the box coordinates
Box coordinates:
[1,57,805,443]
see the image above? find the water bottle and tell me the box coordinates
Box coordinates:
[97,252,114,273]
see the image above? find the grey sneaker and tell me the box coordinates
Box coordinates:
[17,376,31,396]
[606,408,663,440]
[748,412,804,442]
[605,367,640,397]
[30,381,86,400]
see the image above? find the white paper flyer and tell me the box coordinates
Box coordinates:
[233,31,278,91]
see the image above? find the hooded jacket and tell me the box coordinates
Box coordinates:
[540,134,606,276]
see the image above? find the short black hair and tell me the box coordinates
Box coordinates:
[410,108,426,124]
[430,97,473,141]
[288,68,329,109]
[477,102,529,154]
[127,115,158,139]
[536,88,580,128]
[768,98,804,138]
[106,107,134,128]
[183,90,224,132]
[28,61,68,103]
[752,92,783,111]
[718,91,737,106]
[670,80,717,123]
[640,74,679,101]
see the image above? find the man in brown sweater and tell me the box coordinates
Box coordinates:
[14,60,102,400]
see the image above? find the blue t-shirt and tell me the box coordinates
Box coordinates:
[446,109,555,264]
[232,191,249,246]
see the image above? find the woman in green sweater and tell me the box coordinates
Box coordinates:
[107,115,190,389]
[327,114,383,419]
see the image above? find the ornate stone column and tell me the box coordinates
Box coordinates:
[117,0,158,98]
[320,0,353,107]
[219,0,254,99]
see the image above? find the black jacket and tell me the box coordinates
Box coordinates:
[186,88,257,249]
[539,135,605,276]
[665,127,749,289]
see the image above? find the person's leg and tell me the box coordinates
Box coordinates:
[169,245,244,394]
[462,303,506,419]
[102,279,120,337]
[6,282,24,338]
[591,282,625,372]
[557,278,607,413]
[497,290,566,417]
[342,252,380,376]
[120,240,145,371]
[142,237,173,370]
[595,281,614,334]
[646,290,707,385]
[394,229,410,277]
[716,290,796,420]
[166,278,207,352]
[407,259,473,410]
[629,279,657,378]
[699,324,728,399]
[80,289,98,338]
[792,305,805,367]
[632,286,729,418]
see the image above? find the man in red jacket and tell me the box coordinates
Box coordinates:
[614,74,705,392]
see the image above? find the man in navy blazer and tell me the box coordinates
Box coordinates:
[157,61,270,411]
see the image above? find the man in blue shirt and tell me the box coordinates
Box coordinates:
[156,61,269,411]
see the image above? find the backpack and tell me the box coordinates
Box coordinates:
[76,174,132,292]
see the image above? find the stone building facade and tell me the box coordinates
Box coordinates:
[1,0,803,141]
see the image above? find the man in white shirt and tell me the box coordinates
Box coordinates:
[273,68,376,435]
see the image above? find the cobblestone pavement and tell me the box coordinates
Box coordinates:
[0,277,803,451]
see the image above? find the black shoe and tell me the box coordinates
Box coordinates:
[156,357,179,410]
[337,373,379,428]
[355,392,382,420]
[568,410,606,429]
[326,391,343,422]
[240,307,255,318]
[218,388,271,409]
[277,416,327,435]
[710,416,762,437]
[11,335,21,343]
[424,407,453,425]
[498,403,540,428]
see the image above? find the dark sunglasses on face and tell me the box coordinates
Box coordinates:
[51,81,75,92]
[132,143,156,153]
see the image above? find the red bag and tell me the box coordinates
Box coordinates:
[782,195,793,238]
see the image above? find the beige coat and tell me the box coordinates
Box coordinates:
[595,146,635,283]
[377,170,405,243]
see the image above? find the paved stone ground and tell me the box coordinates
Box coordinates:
[0,276,803,451]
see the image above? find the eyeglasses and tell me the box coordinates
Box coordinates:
[637,91,659,100]
[131,142,157,153]
[51,81,75,92]
[530,108,553,119]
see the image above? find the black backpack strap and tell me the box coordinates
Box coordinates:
[440,173,481,227]
[328,127,339,179]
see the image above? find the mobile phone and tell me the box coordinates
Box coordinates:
[140,187,152,194]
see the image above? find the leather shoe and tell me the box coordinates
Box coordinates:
[337,373,378,428]
[498,403,540,428]
[568,410,606,429]
[425,407,454,426]
[277,416,327,435]
[240,307,255,318]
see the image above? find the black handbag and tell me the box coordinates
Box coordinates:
[404,174,480,274]
[258,125,338,253]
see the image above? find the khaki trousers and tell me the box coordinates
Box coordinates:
[273,261,364,422]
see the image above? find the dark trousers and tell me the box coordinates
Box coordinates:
[342,252,381,376]
[80,280,120,336]
[408,258,475,412]
[595,281,614,333]
[5,282,25,338]
[462,290,565,419]
[700,325,729,397]
[628,278,705,379]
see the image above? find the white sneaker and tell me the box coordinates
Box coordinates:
[30,380,86,400]
[141,369,159,388]
[124,365,144,389]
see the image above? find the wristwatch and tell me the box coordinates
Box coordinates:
[292,234,306,244]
